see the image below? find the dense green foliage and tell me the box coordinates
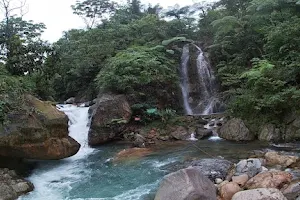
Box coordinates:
[2,0,300,126]
[197,0,300,123]
[96,46,177,94]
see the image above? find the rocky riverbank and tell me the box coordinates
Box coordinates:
[154,150,300,200]
[0,168,33,200]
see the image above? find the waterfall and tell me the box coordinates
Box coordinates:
[21,105,95,200]
[57,104,94,159]
[180,44,220,115]
[180,44,193,115]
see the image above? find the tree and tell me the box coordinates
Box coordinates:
[0,17,49,75]
[96,46,179,106]
[71,0,116,28]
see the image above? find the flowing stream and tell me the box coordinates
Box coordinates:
[20,105,272,200]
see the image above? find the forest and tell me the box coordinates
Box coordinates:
[1,0,300,128]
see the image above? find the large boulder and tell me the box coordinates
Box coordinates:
[0,95,80,160]
[258,124,281,142]
[170,126,189,140]
[245,171,292,190]
[0,168,33,200]
[283,115,300,142]
[190,159,234,182]
[265,152,298,168]
[282,180,300,200]
[88,94,132,145]
[235,158,263,178]
[154,167,217,200]
[219,182,241,200]
[219,118,255,141]
[232,188,287,200]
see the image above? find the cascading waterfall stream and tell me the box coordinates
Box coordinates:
[194,45,217,115]
[180,44,220,115]
[21,105,95,200]
[180,44,193,115]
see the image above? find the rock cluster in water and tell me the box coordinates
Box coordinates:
[155,151,300,200]
[0,168,33,200]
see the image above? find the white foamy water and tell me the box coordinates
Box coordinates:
[21,105,96,200]
[70,181,159,200]
[187,133,198,141]
[208,136,222,141]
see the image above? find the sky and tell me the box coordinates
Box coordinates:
[14,0,213,42]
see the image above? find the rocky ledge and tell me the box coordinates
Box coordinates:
[0,95,80,160]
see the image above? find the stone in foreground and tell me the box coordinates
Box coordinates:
[0,168,33,200]
[245,171,292,190]
[154,167,217,200]
[232,188,287,200]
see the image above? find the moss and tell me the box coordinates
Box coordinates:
[25,95,65,120]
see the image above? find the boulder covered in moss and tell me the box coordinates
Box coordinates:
[0,95,80,160]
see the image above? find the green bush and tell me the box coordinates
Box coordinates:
[229,59,300,123]
[0,65,34,123]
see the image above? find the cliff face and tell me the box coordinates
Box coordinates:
[0,95,80,160]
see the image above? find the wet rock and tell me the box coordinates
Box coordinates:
[259,124,281,142]
[64,97,76,104]
[265,151,298,168]
[191,159,234,182]
[133,134,146,148]
[245,171,293,190]
[196,128,213,139]
[283,116,300,142]
[0,168,33,200]
[215,178,223,184]
[154,167,217,200]
[219,118,255,141]
[235,158,262,178]
[171,126,189,140]
[113,148,152,162]
[0,95,79,160]
[0,137,80,160]
[158,136,170,141]
[88,94,132,145]
[282,180,300,200]
[232,188,287,200]
[219,182,241,200]
[232,174,249,187]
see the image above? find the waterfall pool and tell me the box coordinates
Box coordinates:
[19,105,300,200]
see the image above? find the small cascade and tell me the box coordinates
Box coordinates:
[57,104,94,159]
[203,117,224,141]
[22,105,95,200]
[188,132,198,141]
[179,44,222,115]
